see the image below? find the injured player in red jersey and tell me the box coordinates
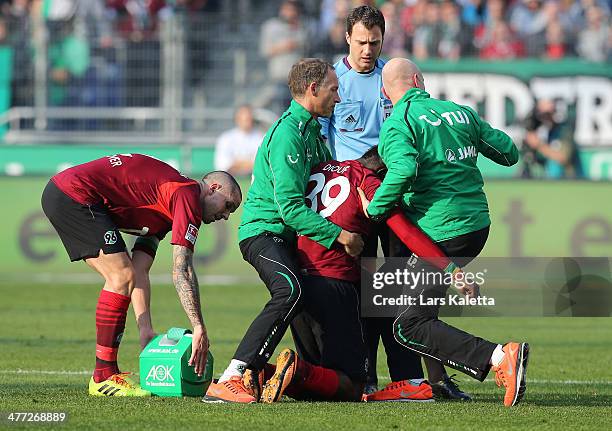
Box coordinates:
[240,146,478,403]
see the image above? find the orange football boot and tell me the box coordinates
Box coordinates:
[243,369,265,401]
[202,376,257,403]
[364,379,434,402]
[492,342,530,407]
[261,349,297,403]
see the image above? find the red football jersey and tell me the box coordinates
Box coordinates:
[52,154,202,250]
[297,160,381,282]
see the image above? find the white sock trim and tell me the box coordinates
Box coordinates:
[218,359,247,382]
[490,344,505,367]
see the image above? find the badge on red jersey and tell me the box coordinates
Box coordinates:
[185,224,199,245]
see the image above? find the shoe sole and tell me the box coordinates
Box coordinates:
[510,343,530,407]
[201,395,256,404]
[261,350,295,403]
[243,371,262,401]
[431,386,472,401]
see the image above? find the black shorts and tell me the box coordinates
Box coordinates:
[41,180,126,261]
[290,274,367,382]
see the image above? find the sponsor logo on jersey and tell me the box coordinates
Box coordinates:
[445,149,457,163]
[344,114,357,124]
[185,224,199,245]
[104,230,117,245]
[446,146,477,163]
[458,145,477,160]
[382,98,393,120]
[287,154,300,164]
[419,109,471,127]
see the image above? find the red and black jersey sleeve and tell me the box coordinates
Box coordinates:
[386,209,452,271]
[169,184,202,250]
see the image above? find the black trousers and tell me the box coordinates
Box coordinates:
[393,226,497,382]
[362,223,423,384]
[290,275,367,382]
[235,233,304,370]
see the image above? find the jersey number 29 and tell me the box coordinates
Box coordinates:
[305,173,350,218]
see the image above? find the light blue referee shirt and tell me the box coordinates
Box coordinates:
[319,57,393,161]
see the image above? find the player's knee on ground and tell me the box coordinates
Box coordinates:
[335,373,365,401]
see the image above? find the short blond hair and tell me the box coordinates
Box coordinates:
[287,58,333,98]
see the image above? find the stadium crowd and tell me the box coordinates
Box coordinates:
[314,0,612,62]
[0,0,609,109]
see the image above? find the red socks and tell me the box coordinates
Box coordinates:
[287,359,340,399]
[93,290,130,383]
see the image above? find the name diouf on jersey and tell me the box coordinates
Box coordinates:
[322,163,350,174]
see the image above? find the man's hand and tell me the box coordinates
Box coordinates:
[357,187,370,218]
[173,245,207,373]
[453,269,481,300]
[139,329,157,351]
[337,229,364,257]
[189,324,210,376]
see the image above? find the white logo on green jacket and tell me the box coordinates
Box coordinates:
[419,109,471,127]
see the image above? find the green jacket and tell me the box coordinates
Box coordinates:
[368,88,519,241]
[238,100,342,248]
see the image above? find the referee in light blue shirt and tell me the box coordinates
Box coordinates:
[318,54,391,161]
[318,5,471,401]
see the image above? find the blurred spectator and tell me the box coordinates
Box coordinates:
[544,19,566,59]
[479,20,524,59]
[413,0,441,59]
[46,16,91,129]
[107,0,166,107]
[438,0,463,60]
[413,0,464,60]
[400,0,428,52]
[312,17,346,62]
[459,0,486,27]
[214,105,264,177]
[4,0,33,108]
[319,0,350,35]
[0,15,7,44]
[380,1,407,57]
[258,0,307,114]
[473,0,509,53]
[556,0,585,51]
[509,0,555,57]
[521,99,583,179]
[576,6,610,62]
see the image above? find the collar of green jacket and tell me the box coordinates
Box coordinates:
[398,87,431,105]
[289,99,322,135]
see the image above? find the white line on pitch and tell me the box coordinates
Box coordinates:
[374,375,612,385]
[2,369,611,385]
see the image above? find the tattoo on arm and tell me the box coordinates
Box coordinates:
[172,245,203,327]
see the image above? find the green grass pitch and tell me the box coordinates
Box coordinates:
[1,281,611,430]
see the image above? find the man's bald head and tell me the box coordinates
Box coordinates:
[382,58,425,105]
[199,171,242,223]
[202,171,242,202]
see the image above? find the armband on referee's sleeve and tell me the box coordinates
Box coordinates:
[132,236,160,258]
